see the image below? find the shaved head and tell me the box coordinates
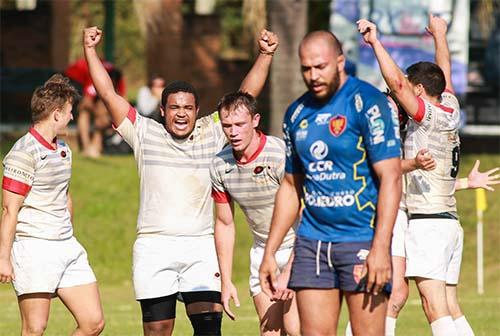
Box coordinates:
[299,30,343,57]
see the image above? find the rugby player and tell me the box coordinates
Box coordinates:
[0,74,105,336]
[83,26,278,336]
[357,15,473,335]
[259,30,402,335]
[210,92,300,335]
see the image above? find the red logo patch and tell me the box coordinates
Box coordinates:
[329,115,347,137]
[60,151,67,158]
[353,264,364,284]
[253,166,264,175]
[214,272,220,278]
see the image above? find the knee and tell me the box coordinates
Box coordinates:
[80,316,105,336]
[188,312,222,336]
[23,320,47,336]
[388,286,409,314]
[144,320,174,334]
[447,301,463,319]
[284,323,301,336]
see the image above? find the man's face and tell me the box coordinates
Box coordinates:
[220,105,260,154]
[161,92,199,139]
[55,101,74,136]
[299,41,344,102]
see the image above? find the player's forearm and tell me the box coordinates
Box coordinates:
[265,183,300,256]
[214,220,236,283]
[401,158,417,174]
[239,53,273,98]
[371,41,407,93]
[433,34,452,90]
[84,47,115,101]
[0,208,18,260]
[372,168,401,250]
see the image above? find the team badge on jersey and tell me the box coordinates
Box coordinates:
[329,115,347,137]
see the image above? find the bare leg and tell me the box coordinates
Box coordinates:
[253,292,284,336]
[18,293,52,336]
[345,291,388,336]
[296,288,342,336]
[282,294,300,336]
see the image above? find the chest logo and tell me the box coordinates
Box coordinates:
[253,165,265,175]
[329,115,347,137]
[60,150,67,158]
[310,140,328,160]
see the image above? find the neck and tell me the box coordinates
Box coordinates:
[235,130,261,164]
[421,93,440,105]
[33,123,57,148]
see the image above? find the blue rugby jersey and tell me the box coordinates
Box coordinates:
[283,77,401,243]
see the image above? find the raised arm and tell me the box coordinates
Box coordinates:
[239,29,279,97]
[83,27,129,126]
[357,20,420,119]
[214,201,240,320]
[259,173,303,298]
[426,14,454,93]
[0,190,24,283]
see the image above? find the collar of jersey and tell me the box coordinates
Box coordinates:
[234,131,266,165]
[29,127,57,150]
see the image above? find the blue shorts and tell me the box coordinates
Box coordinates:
[288,236,391,294]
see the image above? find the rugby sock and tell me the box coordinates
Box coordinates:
[345,321,353,336]
[453,316,475,336]
[385,316,397,336]
[430,316,459,336]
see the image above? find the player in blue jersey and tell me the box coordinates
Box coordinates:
[259,31,402,335]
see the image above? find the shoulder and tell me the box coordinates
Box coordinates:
[265,135,286,151]
[284,92,312,125]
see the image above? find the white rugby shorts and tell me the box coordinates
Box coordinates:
[133,235,221,300]
[405,218,463,284]
[249,244,293,297]
[391,209,409,258]
[11,236,96,296]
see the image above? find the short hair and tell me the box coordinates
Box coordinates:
[30,74,80,124]
[161,80,199,108]
[406,61,446,97]
[217,91,257,117]
[300,30,344,56]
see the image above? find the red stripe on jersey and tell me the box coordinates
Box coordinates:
[438,104,455,113]
[413,97,426,123]
[2,177,31,196]
[212,189,231,203]
[112,105,137,129]
[29,127,57,150]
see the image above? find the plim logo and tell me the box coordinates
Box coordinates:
[329,115,347,137]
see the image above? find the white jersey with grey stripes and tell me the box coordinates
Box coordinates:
[404,91,460,215]
[2,131,73,240]
[116,107,226,237]
[210,135,296,248]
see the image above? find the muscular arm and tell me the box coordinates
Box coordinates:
[83,27,129,127]
[214,201,236,285]
[357,20,420,119]
[0,190,25,283]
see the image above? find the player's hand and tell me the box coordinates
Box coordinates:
[0,257,15,284]
[258,29,279,55]
[415,148,436,171]
[221,280,240,320]
[83,26,103,49]
[259,253,278,299]
[271,268,294,301]
[426,13,448,37]
[357,19,379,45]
[362,245,391,296]
[467,160,500,191]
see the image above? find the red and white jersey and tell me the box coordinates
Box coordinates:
[210,134,296,248]
[2,128,73,240]
[116,107,226,237]
[404,90,460,214]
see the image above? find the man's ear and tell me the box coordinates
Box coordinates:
[336,54,346,73]
[53,108,62,122]
[160,106,165,117]
[252,113,261,129]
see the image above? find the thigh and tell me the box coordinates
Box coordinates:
[391,256,408,292]
[58,238,97,290]
[415,277,449,321]
[18,293,52,329]
[344,291,387,336]
[139,293,178,322]
[282,295,300,336]
[391,209,408,258]
[446,224,463,285]
[57,282,103,327]
[182,291,222,315]
[296,289,341,336]
[253,292,284,336]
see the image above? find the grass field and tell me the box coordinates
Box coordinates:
[0,145,499,335]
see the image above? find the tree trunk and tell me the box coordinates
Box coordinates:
[268,0,308,137]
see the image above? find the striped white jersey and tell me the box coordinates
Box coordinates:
[2,128,73,240]
[404,90,460,215]
[116,107,226,237]
[210,134,296,249]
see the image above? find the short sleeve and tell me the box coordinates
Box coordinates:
[2,149,35,196]
[210,157,231,203]
[359,92,401,164]
[115,106,145,151]
[283,120,304,174]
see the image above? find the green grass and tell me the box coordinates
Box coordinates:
[0,149,499,335]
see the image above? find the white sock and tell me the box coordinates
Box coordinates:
[454,316,475,336]
[431,316,459,336]
[385,316,397,336]
[345,321,353,336]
